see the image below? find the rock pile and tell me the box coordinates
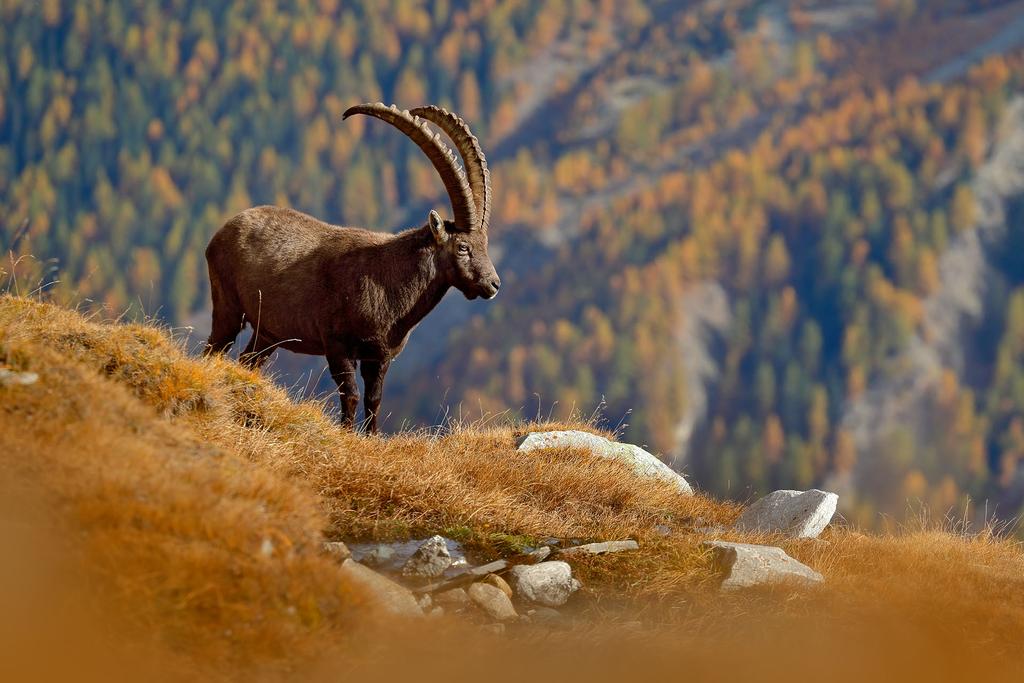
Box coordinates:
[330,534,638,629]
[699,487,839,589]
[328,486,838,629]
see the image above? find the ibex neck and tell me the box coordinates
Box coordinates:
[381,225,450,334]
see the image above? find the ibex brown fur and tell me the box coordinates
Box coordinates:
[204,104,499,433]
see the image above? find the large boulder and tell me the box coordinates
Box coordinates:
[468,582,518,621]
[402,535,453,578]
[339,559,423,616]
[703,541,824,590]
[734,489,838,539]
[507,561,581,607]
[516,431,692,495]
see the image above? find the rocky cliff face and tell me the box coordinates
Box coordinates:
[670,282,732,467]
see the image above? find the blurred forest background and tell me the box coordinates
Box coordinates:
[5,0,1024,528]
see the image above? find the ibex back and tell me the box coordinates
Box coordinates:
[204,104,499,433]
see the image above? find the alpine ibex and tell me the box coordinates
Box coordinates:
[204,103,500,433]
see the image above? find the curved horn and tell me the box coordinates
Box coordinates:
[343,102,477,231]
[409,105,491,234]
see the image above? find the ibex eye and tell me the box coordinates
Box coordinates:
[458,244,470,254]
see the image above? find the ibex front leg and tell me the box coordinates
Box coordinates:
[327,355,360,428]
[360,359,390,435]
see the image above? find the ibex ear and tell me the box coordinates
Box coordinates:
[428,210,448,245]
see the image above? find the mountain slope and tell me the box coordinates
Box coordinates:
[4,296,1024,679]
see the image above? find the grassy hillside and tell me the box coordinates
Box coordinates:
[3,295,1024,680]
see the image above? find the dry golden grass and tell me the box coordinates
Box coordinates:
[3,294,1024,680]
[0,298,363,676]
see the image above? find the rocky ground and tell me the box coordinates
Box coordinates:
[330,429,839,630]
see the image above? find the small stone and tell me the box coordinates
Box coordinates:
[557,540,639,556]
[507,561,580,607]
[434,587,470,607]
[734,489,839,539]
[416,594,433,610]
[468,582,518,621]
[517,430,693,495]
[339,559,423,617]
[523,546,551,563]
[481,623,506,636]
[322,541,351,561]
[0,369,39,387]
[654,524,672,536]
[484,573,513,599]
[428,606,445,618]
[703,541,824,590]
[402,535,452,578]
[361,545,395,568]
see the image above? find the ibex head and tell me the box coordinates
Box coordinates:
[427,210,499,299]
[343,103,500,300]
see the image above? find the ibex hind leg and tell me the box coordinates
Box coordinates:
[328,355,360,428]
[205,278,245,356]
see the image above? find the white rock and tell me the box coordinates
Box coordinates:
[468,582,518,621]
[734,489,838,539]
[558,540,639,556]
[507,561,580,607]
[402,535,452,578]
[516,431,692,494]
[703,541,824,590]
[0,369,38,387]
[339,559,423,617]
